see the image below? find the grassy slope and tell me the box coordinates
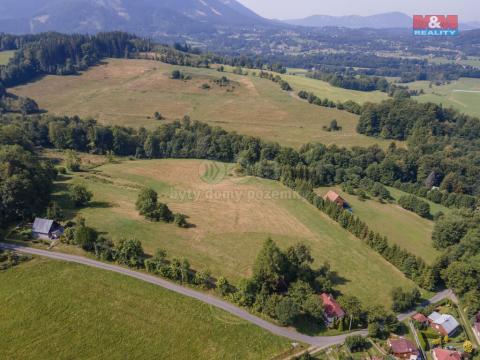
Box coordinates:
[407,78,480,117]
[9,58,394,149]
[316,186,441,264]
[0,50,14,65]
[53,157,418,308]
[280,73,389,104]
[0,258,290,360]
[386,187,452,216]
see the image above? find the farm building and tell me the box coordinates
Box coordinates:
[388,338,419,359]
[32,218,63,240]
[323,191,347,208]
[432,348,462,360]
[428,312,460,336]
[320,293,345,325]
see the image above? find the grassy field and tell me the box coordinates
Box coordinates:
[429,56,480,68]
[0,258,292,359]
[50,156,418,308]
[280,73,389,104]
[0,50,14,65]
[316,186,441,264]
[407,78,480,118]
[9,58,394,149]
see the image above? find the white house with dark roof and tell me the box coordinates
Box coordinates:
[428,312,460,336]
[32,218,63,240]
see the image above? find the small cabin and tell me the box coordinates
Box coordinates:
[324,190,347,208]
[32,218,64,240]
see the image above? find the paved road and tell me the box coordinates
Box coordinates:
[397,289,455,322]
[0,242,367,348]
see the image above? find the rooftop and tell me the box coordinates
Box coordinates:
[428,312,460,335]
[324,190,342,202]
[389,338,418,355]
[412,313,429,323]
[320,293,345,318]
[432,348,462,360]
[32,218,54,234]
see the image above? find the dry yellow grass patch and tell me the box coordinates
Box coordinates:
[10,58,395,149]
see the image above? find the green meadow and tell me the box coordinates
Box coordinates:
[0,258,291,359]
[0,50,14,65]
[10,58,394,149]
[50,156,419,308]
[316,186,441,265]
[408,78,480,117]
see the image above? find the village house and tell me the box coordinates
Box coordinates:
[428,312,460,337]
[323,190,347,208]
[432,348,462,360]
[412,313,430,327]
[32,218,64,240]
[388,338,419,359]
[320,293,345,325]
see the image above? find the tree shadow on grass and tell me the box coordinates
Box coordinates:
[330,271,350,287]
[292,314,327,336]
[88,201,112,209]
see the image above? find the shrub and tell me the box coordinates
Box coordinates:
[69,184,93,207]
[174,213,188,228]
[115,238,144,268]
[345,335,369,352]
[275,297,300,326]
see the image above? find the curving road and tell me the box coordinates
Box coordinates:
[1,243,453,349]
[0,242,367,348]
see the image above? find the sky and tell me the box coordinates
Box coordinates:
[237,0,480,22]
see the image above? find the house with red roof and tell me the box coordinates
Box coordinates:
[388,338,419,359]
[412,313,429,326]
[320,293,345,325]
[323,190,346,208]
[432,348,462,360]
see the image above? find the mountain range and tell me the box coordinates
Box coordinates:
[0,1,478,36]
[285,12,480,30]
[284,12,412,29]
[0,0,271,35]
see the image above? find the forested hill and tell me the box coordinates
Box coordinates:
[0,32,151,88]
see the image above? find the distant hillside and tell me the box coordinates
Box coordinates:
[285,12,412,29]
[0,0,272,35]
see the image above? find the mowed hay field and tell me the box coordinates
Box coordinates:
[0,50,14,65]
[407,78,480,118]
[0,258,291,360]
[54,157,418,307]
[10,58,394,149]
[316,186,441,264]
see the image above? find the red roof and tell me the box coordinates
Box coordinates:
[324,190,342,202]
[320,293,345,318]
[388,338,418,355]
[412,313,429,323]
[432,348,462,360]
